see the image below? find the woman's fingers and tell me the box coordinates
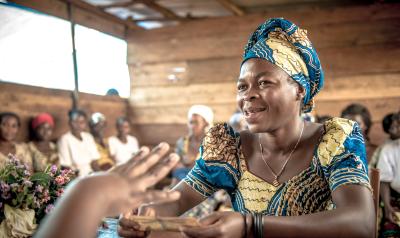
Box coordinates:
[198,212,223,225]
[131,190,181,206]
[127,143,170,178]
[111,147,150,174]
[138,205,156,216]
[181,224,222,238]
[118,216,151,238]
[117,226,148,238]
[134,153,179,188]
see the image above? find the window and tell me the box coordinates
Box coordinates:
[0,3,130,97]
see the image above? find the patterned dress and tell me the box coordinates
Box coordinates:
[184,118,371,215]
[0,143,33,172]
[28,141,59,172]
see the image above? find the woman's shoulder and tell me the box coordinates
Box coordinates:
[201,123,241,162]
[204,123,240,144]
[317,117,364,166]
[16,142,29,151]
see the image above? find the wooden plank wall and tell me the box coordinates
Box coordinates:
[127,3,400,146]
[0,82,128,143]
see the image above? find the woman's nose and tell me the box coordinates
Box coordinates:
[243,86,259,101]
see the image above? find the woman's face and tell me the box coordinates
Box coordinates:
[117,121,131,136]
[0,116,19,142]
[236,58,302,133]
[35,122,53,142]
[91,121,106,136]
[343,114,366,135]
[188,114,208,137]
[70,115,87,134]
[389,113,400,139]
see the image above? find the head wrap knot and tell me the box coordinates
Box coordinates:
[242,18,324,113]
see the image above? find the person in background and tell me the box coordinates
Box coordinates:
[106,88,120,97]
[341,103,377,162]
[57,109,100,177]
[28,113,59,172]
[172,105,214,181]
[370,112,400,168]
[35,142,180,238]
[0,112,32,171]
[228,110,247,132]
[89,112,115,171]
[377,112,400,237]
[108,117,139,165]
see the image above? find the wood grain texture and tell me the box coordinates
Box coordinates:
[127,6,400,64]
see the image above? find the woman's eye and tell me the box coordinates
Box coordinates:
[259,81,269,87]
[237,84,247,91]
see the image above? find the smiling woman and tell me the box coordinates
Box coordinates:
[119,18,375,238]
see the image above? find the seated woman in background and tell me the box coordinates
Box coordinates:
[58,109,100,177]
[120,18,374,238]
[0,112,32,171]
[28,113,59,172]
[172,105,214,181]
[370,112,400,168]
[89,112,115,171]
[341,103,377,163]
[108,117,139,165]
[377,112,400,237]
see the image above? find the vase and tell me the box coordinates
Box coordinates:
[0,204,37,238]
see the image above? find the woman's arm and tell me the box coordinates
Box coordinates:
[183,185,375,238]
[380,182,396,223]
[259,185,374,238]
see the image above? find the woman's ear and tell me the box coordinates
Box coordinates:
[296,85,306,101]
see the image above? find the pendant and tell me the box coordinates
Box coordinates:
[272,179,280,187]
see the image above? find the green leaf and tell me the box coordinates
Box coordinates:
[31,172,52,186]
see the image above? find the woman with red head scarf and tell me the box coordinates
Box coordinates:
[28,113,59,172]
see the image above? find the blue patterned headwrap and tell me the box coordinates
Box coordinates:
[242,18,324,113]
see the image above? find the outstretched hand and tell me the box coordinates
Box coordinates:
[96,142,181,216]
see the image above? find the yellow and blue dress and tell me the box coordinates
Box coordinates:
[184,118,371,215]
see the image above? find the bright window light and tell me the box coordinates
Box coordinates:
[75,25,130,97]
[0,4,130,98]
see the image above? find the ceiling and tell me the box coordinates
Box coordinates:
[81,0,375,29]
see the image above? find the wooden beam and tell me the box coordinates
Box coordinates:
[61,0,142,30]
[140,0,181,20]
[100,0,181,21]
[99,0,137,9]
[216,0,245,16]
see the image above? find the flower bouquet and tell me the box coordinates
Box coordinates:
[0,155,74,237]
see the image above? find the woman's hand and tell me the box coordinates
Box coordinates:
[181,212,247,238]
[80,142,180,217]
[384,204,398,224]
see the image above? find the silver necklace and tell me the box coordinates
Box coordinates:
[258,122,305,187]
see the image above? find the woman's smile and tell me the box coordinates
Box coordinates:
[243,105,267,122]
